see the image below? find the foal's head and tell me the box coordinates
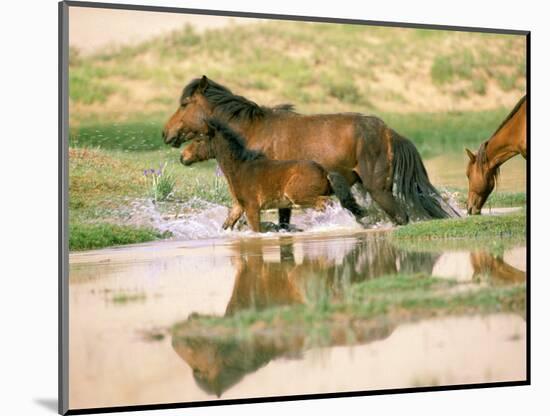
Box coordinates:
[180,138,213,166]
[465,146,498,215]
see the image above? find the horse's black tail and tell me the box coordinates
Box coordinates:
[392,133,461,219]
[327,172,366,221]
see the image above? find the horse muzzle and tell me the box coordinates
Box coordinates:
[180,154,193,166]
[467,206,481,215]
[162,129,179,146]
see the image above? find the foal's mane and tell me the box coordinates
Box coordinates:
[207,118,266,162]
[181,78,295,121]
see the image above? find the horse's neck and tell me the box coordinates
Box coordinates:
[226,119,270,150]
[485,111,524,169]
[226,120,254,142]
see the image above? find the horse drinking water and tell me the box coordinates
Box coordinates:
[465,95,527,215]
[201,118,365,232]
[163,76,459,225]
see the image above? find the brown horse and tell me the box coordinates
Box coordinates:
[163,75,459,225]
[465,95,527,215]
[202,118,365,232]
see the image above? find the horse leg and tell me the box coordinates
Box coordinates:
[357,158,409,225]
[369,189,408,225]
[244,206,261,232]
[278,208,292,230]
[223,204,244,230]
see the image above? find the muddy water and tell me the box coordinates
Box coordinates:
[69,230,526,409]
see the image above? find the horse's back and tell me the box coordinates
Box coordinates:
[250,112,388,175]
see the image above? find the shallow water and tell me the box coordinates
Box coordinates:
[69,230,526,409]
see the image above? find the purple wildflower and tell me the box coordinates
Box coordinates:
[143,169,148,176]
[156,169,162,176]
[215,164,224,177]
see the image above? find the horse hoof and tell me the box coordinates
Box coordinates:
[395,215,409,225]
[260,221,280,233]
[284,224,303,233]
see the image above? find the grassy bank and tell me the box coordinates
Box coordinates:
[393,210,526,240]
[68,147,231,250]
[69,223,170,251]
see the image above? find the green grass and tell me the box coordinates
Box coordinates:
[173,273,525,338]
[69,223,170,251]
[393,211,526,240]
[485,192,527,208]
[69,116,165,151]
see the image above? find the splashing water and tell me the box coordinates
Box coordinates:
[121,189,462,241]
[292,203,364,232]
[128,198,229,240]
[123,197,379,241]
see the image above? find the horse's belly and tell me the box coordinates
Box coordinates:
[261,197,293,210]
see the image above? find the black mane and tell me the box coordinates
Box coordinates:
[206,118,266,162]
[181,77,295,121]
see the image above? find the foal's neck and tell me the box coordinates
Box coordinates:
[212,137,246,180]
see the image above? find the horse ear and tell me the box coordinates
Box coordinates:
[196,75,209,94]
[465,148,476,162]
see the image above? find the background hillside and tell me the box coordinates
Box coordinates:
[69,20,526,124]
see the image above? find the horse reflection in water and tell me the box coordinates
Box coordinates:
[171,236,525,397]
[470,251,526,285]
[172,235,439,396]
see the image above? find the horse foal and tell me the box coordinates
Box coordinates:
[203,118,364,232]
